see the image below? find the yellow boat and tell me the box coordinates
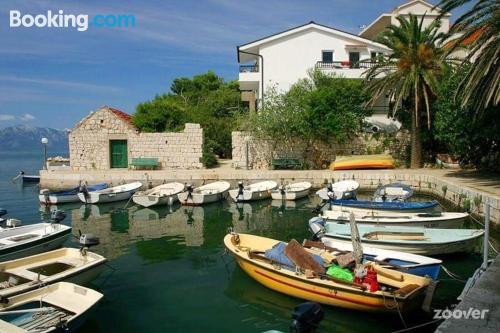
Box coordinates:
[224,232,432,312]
[330,154,395,170]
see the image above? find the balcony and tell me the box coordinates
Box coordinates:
[239,64,260,91]
[315,60,395,78]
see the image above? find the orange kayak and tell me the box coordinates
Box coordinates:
[330,154,395,170]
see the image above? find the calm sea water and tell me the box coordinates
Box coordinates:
[0,152,487,333]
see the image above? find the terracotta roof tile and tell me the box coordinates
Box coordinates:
[108,107,134,125]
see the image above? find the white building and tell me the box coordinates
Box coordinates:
[237,0,451,114]
[359,0,450,40]
[237,21,391,111]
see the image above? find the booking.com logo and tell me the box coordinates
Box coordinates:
[9,10,135,32]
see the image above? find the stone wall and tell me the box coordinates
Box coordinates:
[69,107,203,170]
[232,131,410,169]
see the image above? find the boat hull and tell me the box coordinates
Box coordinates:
[132,193,179,208]
[178,191,227,206]
[21,175,40,183]
[0,226,72,262]
[271,188,310,201]
[78,189,137,204]
[322,234,481,256]
[229,189,272,202]
[331,199,439,212]
[39,193,79,204]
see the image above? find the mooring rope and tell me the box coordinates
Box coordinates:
[440,265,466,282]
[391,319,443,333]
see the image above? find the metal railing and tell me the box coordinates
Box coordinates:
[316,60,396,70]
[239,65,259,73]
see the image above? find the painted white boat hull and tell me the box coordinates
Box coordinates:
[322,211,468,228]
[321,234,481,256]
[271,189,310,200]
[0,223,72,262]
[78,182,142,204]
[39,193,79,204]
[178,191,227,205]
[132,194,179,207]
[178,181,231,206]
[229,181,278,202]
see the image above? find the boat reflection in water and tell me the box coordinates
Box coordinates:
[69,202,207,261]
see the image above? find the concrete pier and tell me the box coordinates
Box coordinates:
[40,167,500,228]
[436,254,500,333]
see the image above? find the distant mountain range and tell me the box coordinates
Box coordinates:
[0,125,69,152]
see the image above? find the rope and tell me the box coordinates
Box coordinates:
[391,319,442,333]
[123,195,134,209]
[440,265,466,282]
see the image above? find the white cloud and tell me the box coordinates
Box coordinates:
[20,113,35,121]
[0,114,15,121]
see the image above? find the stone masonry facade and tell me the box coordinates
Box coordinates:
[232,131,410,169]
[69,106,203,170]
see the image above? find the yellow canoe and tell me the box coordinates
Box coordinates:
[224,232,431,312]
[330,154,395,170]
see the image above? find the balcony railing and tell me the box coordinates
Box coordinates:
[239,65,259,73]
[316,60,396,70]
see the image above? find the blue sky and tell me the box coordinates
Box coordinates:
[0,0,463,129]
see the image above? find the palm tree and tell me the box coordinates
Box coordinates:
[437,0,499,111]
[363,15,446,168]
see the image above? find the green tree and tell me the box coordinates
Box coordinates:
[133,71,247,165]
[364,14,446,168]
[244,71,368,166]
[437,0,499,111]
[433,65,500,168]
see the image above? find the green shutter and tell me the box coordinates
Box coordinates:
[110,140,128,168]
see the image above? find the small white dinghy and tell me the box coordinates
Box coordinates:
[78,181,142,204]
[321,210,469,228]
[314,222,484,255]
[178,181,230,206]
[0,211,71,262]
[316,180,359,200]
[132,182,185,208]
[229,181,278,202]
[0,247,106,298]
[0,282,103,333]
[271,182,312,201]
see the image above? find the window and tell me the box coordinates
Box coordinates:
[322,50,333,63]
[349,52,360,68]
[371,52,377,61]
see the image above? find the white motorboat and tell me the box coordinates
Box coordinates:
[0,210,71,262]
[271,182,312,201]
[77,181,142,204]
[132,182,185,208]
[316,180,359,200]
[178,181,230,206]
[229,181,278,202]
[0,282,103,333]
[320,209,468,228]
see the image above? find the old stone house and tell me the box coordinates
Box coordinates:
[69,106,204,170]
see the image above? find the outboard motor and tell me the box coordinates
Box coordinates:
[289,302,324,333]
[186,184,194,199]
[0,208,7,224]
[79,233,100,255]
[5,218,21,228]
[308,217,326,241]
[236,181,244,202]
[51,210,66,223]
[280,185,286,195]
[79,182,90,203]
[40,189,50,205]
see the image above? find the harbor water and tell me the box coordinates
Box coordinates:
[0,152,488,333]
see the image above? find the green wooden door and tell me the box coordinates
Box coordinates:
[110,140,128,168]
